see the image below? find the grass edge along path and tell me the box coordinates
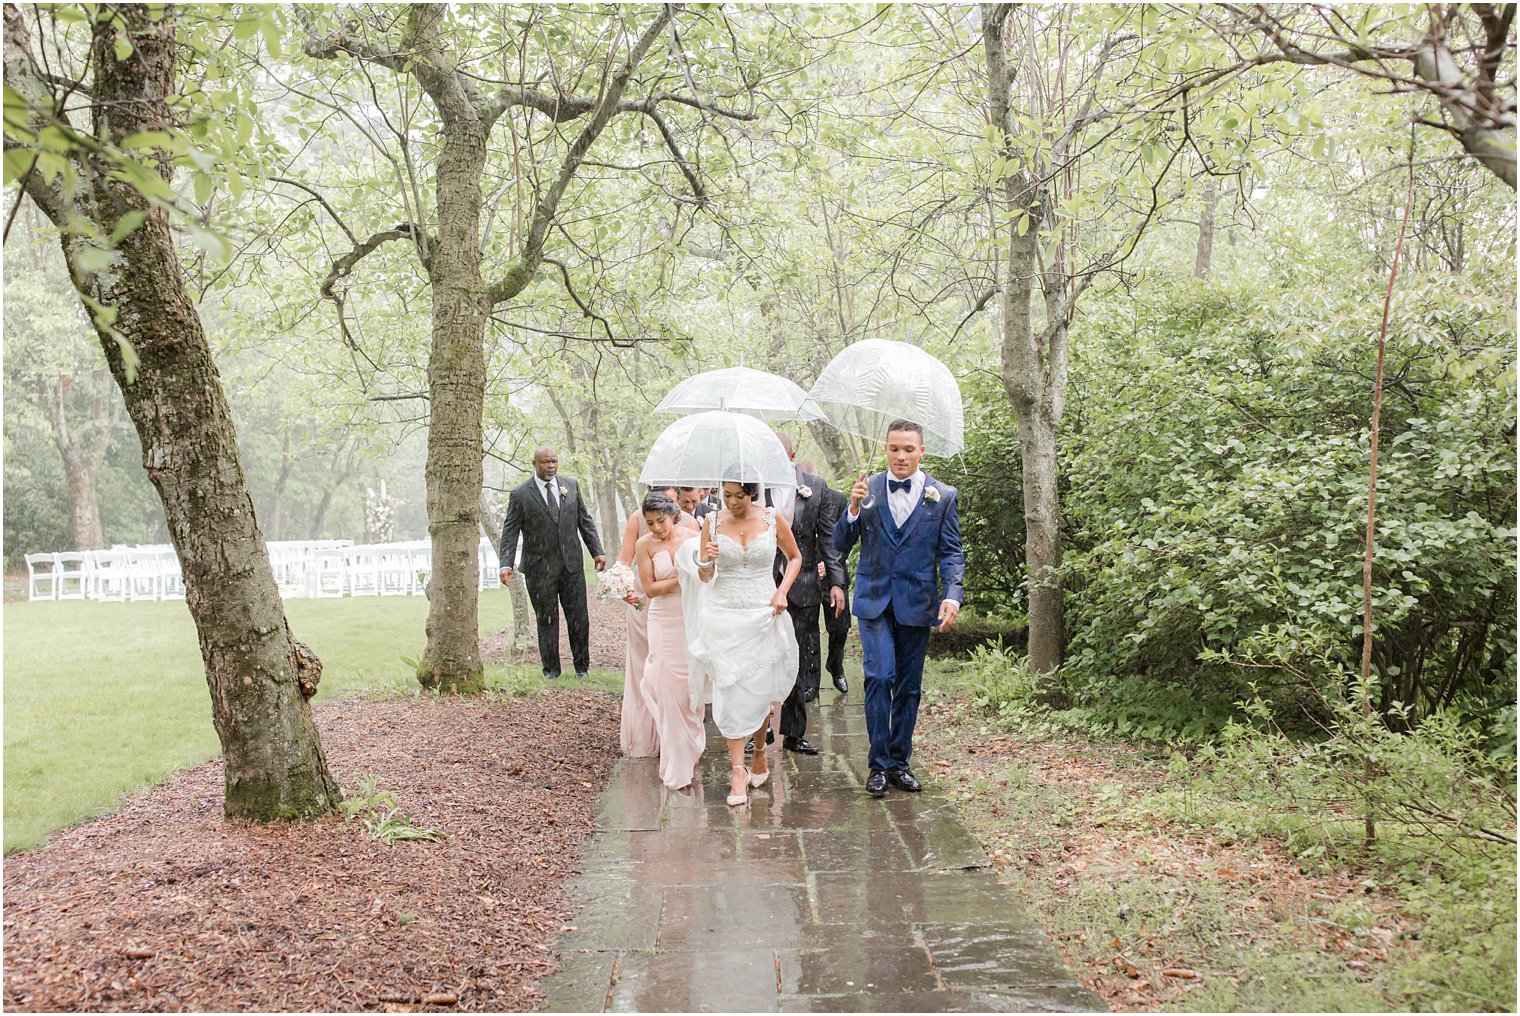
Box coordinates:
[3,590,624,854]
[914,672,1517,1013]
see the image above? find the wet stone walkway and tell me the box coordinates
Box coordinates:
[540,695,1104,1013]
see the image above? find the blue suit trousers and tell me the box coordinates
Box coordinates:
[858,606,932,774]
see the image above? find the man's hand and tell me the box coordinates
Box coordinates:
[499,567,513,584]
[593,555,607,572]
[829,585,846,617]
[849,471,869,513]
[936,599,959,632]
[817,561,826,579]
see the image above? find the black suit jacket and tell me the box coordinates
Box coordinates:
[773,467,845,608]
[818,481,852,593]
[499,475,605,579]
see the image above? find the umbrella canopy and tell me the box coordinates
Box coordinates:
[638,410,795,488]
[655,366,827,422]
[807,339,965,455]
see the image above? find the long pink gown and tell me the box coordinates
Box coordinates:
[641,548,706,790]
[619,518,658,757]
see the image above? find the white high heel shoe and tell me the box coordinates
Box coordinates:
[727,765,750,807]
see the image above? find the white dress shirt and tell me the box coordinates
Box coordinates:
[540,476,560,509]
[886,468,925,529]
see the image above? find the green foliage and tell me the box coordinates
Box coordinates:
[1062,274,1513,737]
[954,265,1515,743]
[339,774,444,847]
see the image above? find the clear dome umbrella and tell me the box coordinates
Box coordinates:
[655,366,828,422]
[638,410,796,489]
[807,339,964,507]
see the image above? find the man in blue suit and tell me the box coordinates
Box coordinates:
[833,419,965,796]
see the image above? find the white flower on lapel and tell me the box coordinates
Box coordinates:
[558,484,569,499]
[924,486,941,503]
[797,484,813,499]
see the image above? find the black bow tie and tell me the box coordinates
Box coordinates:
[888,477,912,494]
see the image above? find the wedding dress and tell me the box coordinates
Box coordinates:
[676,508,798,739]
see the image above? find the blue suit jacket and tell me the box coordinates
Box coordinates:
[832,471,965,628]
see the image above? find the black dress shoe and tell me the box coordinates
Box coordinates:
[783,736,820,755]
[831,673,848,694]
[802,687,818,703]
[575,670,589,680]
[542,670,560,680]
[865,770,887,796]
[888,768,922,792]
[744,738,755,755]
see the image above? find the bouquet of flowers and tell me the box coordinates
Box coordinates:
[596,561,643,611]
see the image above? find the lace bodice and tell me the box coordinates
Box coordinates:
[709,509,778,609]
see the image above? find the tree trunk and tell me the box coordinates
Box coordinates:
[1193,177,1218,279]
[61,446,105,550]
[413,5,487,694]
[43,372,110,550]
[984,3,1066,674]
[5,3,339,820]
[807,418,856,482]
[267,430,294,541]
[596,464,622,560]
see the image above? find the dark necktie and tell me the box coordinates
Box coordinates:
[889,477,912,494]
[543,481,559,518]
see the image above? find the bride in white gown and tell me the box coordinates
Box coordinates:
[676,476,801,806]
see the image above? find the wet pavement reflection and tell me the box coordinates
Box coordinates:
[542,693,1105,1012]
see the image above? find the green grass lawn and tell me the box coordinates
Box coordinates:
[2,589,571,853]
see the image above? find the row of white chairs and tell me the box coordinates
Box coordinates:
[24,538,504,602]
[25,547,185,602]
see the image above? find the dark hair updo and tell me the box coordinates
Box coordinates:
[641,492,680,519]
[720,464,762,502]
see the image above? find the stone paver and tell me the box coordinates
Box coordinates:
[541,694,1105,1012]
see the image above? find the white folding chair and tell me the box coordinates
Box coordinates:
[90,550,130,601]
[376,544,413,596]
[307,549,347,597]
[477,537,500,590]
[407,542,433,596]
[157,548,185,599]
[25,554,58,601]
[347,545,382,597]
[125,548,163,601]
[54,552,89,600]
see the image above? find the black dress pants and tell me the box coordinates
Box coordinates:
[526,565,590,675]
[825,587,851,679]
[780,600,822,740]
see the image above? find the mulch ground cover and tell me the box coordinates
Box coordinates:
[3,690,620,1012]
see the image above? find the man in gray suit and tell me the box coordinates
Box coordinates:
[498,447,606,679]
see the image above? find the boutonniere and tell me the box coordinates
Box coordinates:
[924,486,941,503]
[558,484,569,498]
[797,484,813,499]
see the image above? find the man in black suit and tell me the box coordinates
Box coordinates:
[800,461,852,695]
[773,435,846,754]
[498,447,606,680]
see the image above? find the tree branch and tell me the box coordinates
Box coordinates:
[486,6,675,306]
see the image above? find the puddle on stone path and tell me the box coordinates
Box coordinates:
[541,695,1105,1013]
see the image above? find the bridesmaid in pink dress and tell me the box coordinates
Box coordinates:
[618,486,694,758]
[633,492,707,790]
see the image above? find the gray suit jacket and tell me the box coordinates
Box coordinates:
[499,475,604,578]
